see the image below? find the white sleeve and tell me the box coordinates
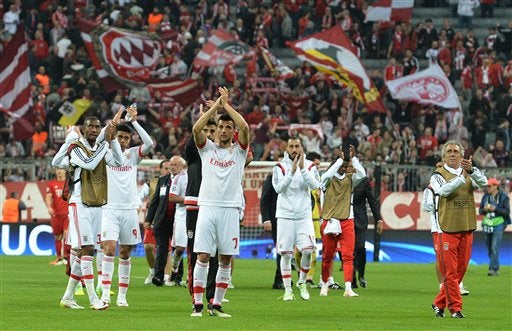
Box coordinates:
[69,141,109,170]
[321,158,343,189]
[272,165,293,194]
[132,121,153,156]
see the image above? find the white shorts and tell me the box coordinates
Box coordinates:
[101,208,142,245]
[276,217,315,254]
[67,203,102,250]
[194,206,240,256]
[171,220,187,248]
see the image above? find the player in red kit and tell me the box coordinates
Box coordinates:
[46,168,70,266]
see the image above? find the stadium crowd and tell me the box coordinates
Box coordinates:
[1,0,512,181]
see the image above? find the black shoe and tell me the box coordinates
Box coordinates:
[272,282,284,290]
[351,281,358,289]
[451,311,465,318]
[329,282,341,290]
[305,279,315,288]
[209,305,231,317]
[191,304,203,317]
[358,276,367,288]
[152,277,164,287]
[431,304,445,317]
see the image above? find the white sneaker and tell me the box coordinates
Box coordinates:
[297,282,310,300]
[165,279,176,287]
[100,295,110,305]
[459,284,470,296]
[320,283,329,296]
[222,298,230,303]
[343,289,359,297]
[90,300,109,310]
[144,274,154,285]
[282,290,295,301]
[228,281,235,289]
[116,298,129,307]
[60,298,84,309]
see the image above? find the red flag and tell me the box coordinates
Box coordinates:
[386,64,462,109]
[194,29,254,67]
[366,0,414,22]
[289,25,387,113]
[78,18,200,105]
[0,25,34,140]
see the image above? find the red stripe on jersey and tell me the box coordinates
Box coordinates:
[196,140,207,149]
[277,163,285,175]
[186,206,200,211]
[308,163,314,171]
[238,141,249,150]
[216,282,229,289]
[193,286,205,293]
[138,145,144,158]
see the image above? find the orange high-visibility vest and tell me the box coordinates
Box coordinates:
[2,198,20,223]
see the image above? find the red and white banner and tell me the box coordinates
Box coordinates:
[386,64,462,109]
[78,18,201,105]
[366,0,414,22]
[0,25,34,140]
[289,26,387,114]
[194,29,254,67]
[259,46,294,81]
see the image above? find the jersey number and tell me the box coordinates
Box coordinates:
[232,237,238,249]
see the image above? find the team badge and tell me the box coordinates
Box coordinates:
[187,230,194,239]
[443,242,449,251]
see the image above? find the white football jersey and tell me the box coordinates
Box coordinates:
[197,139,247,208]
[170,171,187,222]
[104,146,143,209]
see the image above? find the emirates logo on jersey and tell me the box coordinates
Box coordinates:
[209,158,235,168]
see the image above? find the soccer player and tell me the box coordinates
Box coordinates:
[55,115,123,310]
[191,87,249,317]
[46,168,70,266]
[184,111,219,306]
[100,105,153,307]
[430,140,487,318]
[319,144,365,297]
[167,155,188,286]
[272,137,321,301]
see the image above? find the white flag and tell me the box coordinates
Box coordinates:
[385,64,461,109]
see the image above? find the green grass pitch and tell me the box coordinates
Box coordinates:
[0,256,510,330]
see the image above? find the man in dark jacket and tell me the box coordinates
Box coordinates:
[261,173,282,289]
[351,177,383,288]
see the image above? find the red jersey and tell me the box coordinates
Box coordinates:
[46,179,68,216]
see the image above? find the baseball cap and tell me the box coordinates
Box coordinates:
[487,178,500,186]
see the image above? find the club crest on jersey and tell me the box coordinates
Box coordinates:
[443,242,449,250]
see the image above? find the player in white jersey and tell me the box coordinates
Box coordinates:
[191,87,249,318]
[167,156,188,286]
[272,137,321,301]
[54,115,123,310]
[100,105,153,306]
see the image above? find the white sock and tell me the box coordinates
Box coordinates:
[81,255,98,304]
[171,254,181,273]
[96,249,104,284]
[118,258,131,301]
[63,257,81,300]
[101,255,115,302]
[345,281,352,291]
[192,261,209,305]
[213,263,231,306]
[149,268,154,276]
[280,253,293,291]
[298,249,312,284]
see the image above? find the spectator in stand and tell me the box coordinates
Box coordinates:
[470,110,491,149]
[480,0,496,18]
[3,3,20,36]
[384,57,403,82]
[147,7,163,33]
[418,127,439,161]
[402,49,420,75]
[31,122,48,157]
[419,19,438,55]
[261,133,287,161]
[426,41,440,67]
[492,139,509,167]
[457,0,479,29]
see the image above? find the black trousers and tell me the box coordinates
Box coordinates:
[353,227,367,279]
[271,222,282,285]
[153,221,173,281]
[186,209,218,302]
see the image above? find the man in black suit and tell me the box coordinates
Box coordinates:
[261,173,282,289]
[144,171,175,286]
[351,177,383,288]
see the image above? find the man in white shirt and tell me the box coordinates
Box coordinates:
[272,137,321,301]
[100,105,153,307]
[191,87,249,318]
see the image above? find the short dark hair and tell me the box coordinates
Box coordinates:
[159,159,170,168]
[306,152,321,161]
[206,118,217,126]
[218,113,234,124]
[116,122,133,134]
[83,116,100,125]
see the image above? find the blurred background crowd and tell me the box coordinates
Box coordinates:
[1,0,512,184]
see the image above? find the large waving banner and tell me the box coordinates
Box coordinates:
[386,64,462,109]
[78,18,201,105]
[193,29,254,67]
[289,26,387,113]
[366,0,414,22]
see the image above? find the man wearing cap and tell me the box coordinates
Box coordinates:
[479,178,511,276]
[430,140,487,318]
